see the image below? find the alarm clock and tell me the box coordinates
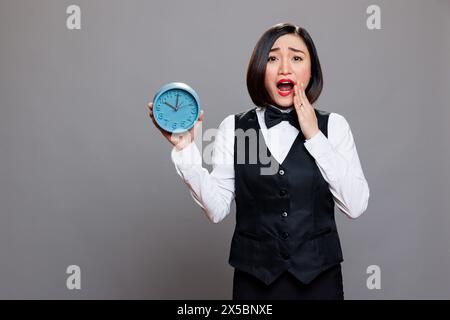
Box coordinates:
[152,82,201,133]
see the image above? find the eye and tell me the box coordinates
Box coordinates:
[267,56,277,62]
[293,56,303,61]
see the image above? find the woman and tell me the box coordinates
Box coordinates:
[148,23,370,300]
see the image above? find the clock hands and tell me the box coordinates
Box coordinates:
[164,101,178,111]
[163,93,194,111]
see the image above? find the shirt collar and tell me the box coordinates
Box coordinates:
[256,104,294,113]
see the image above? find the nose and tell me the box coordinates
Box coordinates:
[278,57,292,75]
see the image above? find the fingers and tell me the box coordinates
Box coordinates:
[191,110,204,137]
[192,110,204,131]
[293,84,304,115]
[300,82,312,110]
[148,102,154,117]
[294,83,303,104]
[198,109,204,122]
[296,82,314,116]
[147,102,158,125]
[300,82,306,99]
[293,83,298,106]
[297,83,306,107]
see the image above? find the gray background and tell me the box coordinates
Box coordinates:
[0,0,449,299]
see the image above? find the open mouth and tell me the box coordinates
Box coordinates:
[276,79,295,96]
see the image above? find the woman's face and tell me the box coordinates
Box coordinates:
[264,33,311,108]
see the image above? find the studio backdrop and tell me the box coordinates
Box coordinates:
[0,0,449,299]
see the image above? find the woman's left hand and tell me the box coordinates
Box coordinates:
[293,82,320,140]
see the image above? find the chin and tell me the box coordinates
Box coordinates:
[273,98,294,108]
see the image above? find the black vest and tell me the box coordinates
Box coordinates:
[229,107,344,285]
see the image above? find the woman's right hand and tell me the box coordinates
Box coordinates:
[147,102,204,151]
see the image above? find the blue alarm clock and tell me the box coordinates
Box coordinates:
[152,82,201,133]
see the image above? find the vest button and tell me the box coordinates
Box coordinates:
[281,252,290,260]
[279,169,285,175]
[281,211,288,217]
[279,189,288,197]
[281,231,289,240]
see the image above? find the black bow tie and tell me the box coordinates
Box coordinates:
[264,105,300,130]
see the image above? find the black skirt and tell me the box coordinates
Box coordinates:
[232,264,344,300]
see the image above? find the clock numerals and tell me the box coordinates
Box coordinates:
[153,84,200,132]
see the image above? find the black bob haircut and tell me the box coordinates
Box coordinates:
[246,23,323,108]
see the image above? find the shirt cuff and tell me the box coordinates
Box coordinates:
[170,141,202,171]
[304,130,334,160]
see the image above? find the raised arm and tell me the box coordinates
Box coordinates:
[170,115,236,223]
[304,113,370,219]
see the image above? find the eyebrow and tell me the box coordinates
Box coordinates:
[269,47,305,54]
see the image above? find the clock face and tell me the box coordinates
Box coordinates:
[153,85,200,133]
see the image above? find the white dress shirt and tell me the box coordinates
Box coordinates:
[170,106,370,223]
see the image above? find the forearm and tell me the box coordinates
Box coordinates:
[305,130,370,219]
[171,142,235,223]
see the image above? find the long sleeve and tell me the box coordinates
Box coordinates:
[304,113,370,219]
[170,115,235,223]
